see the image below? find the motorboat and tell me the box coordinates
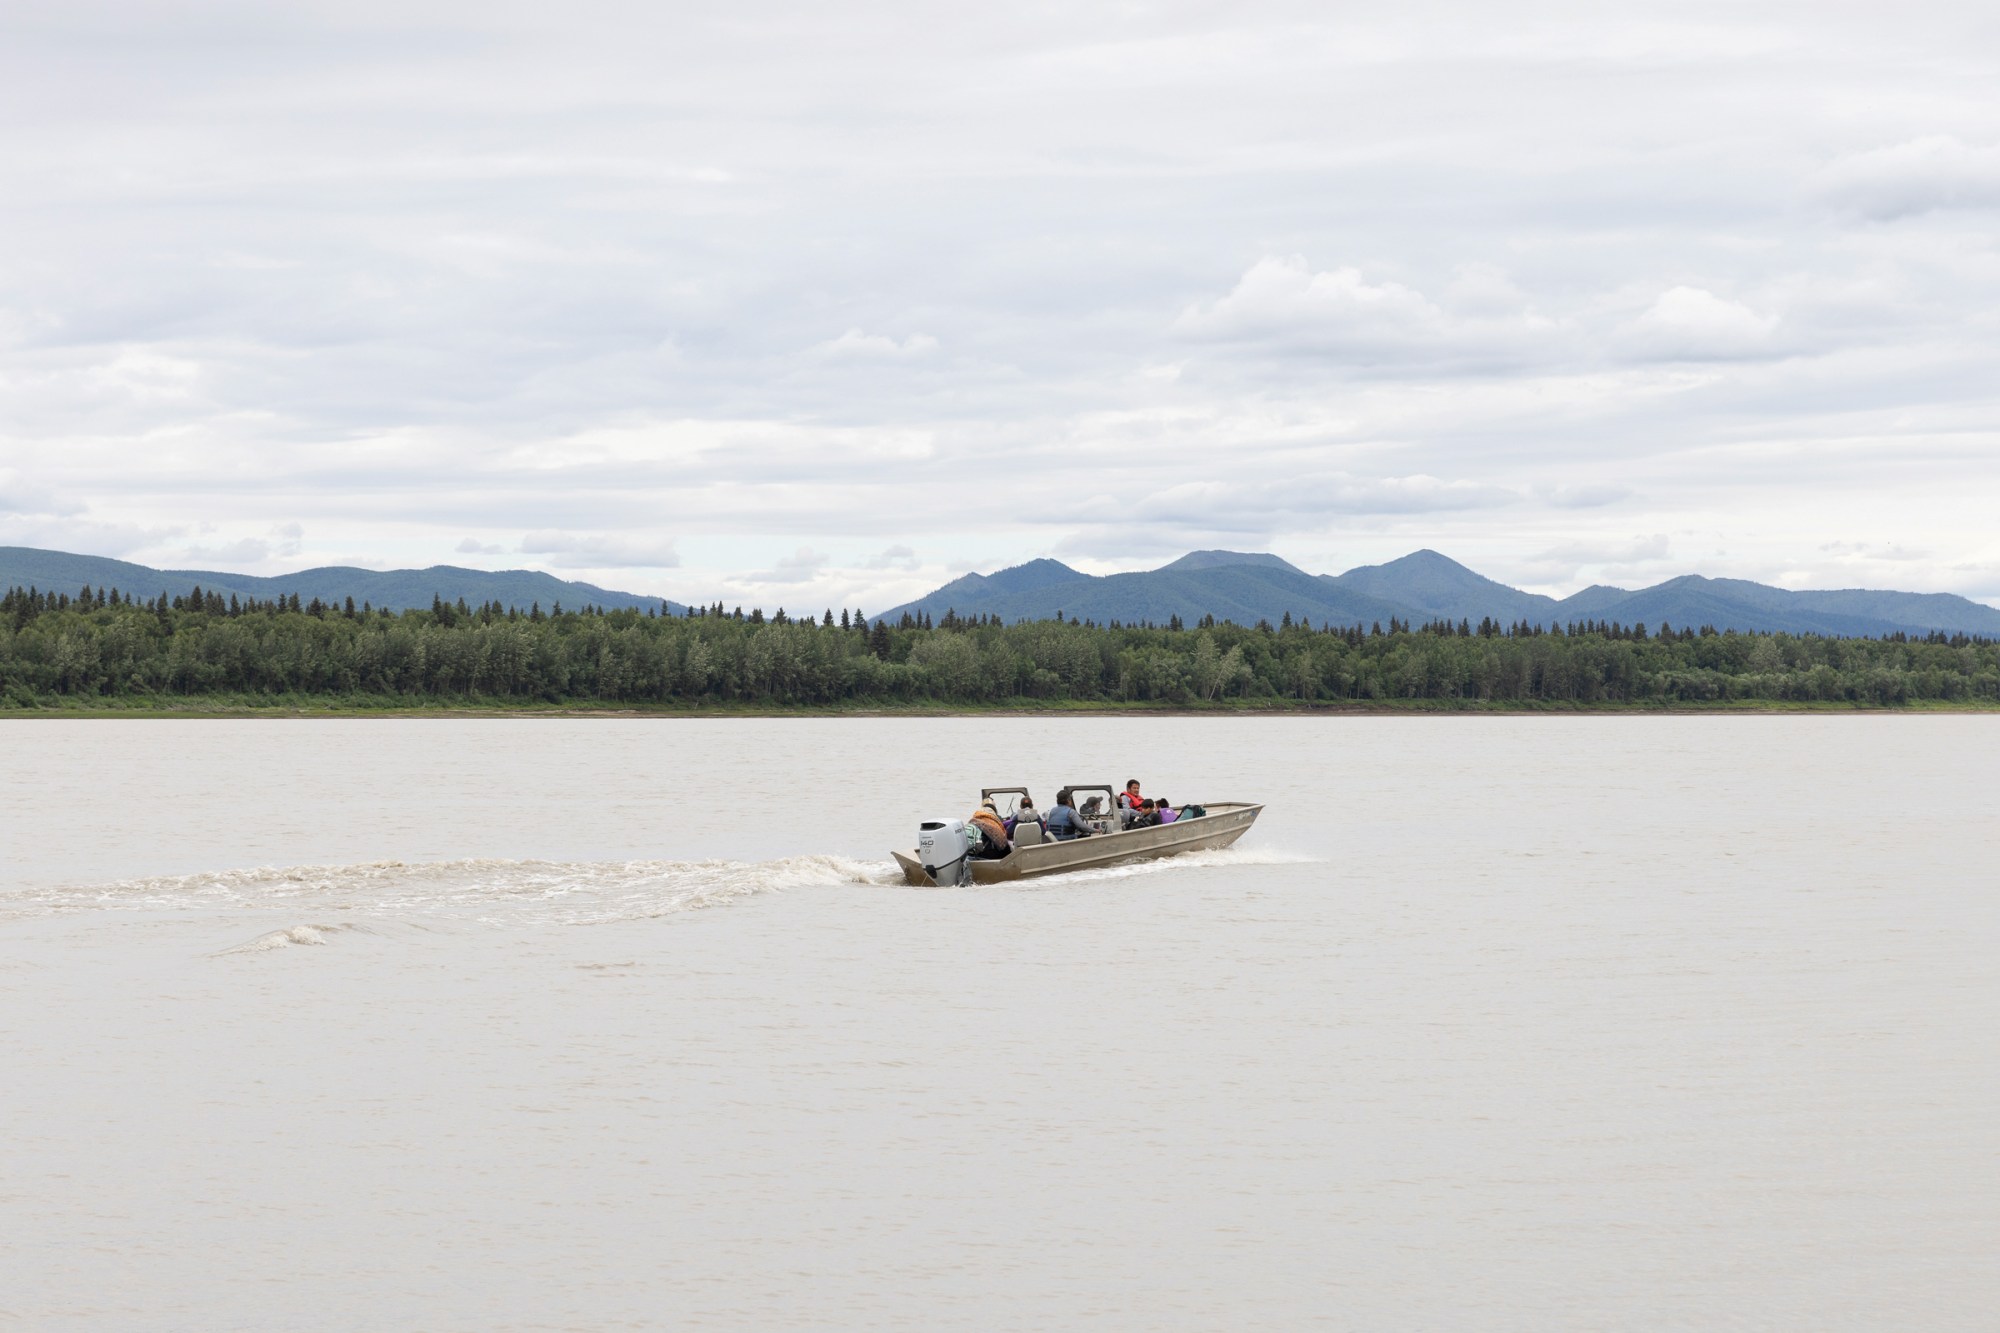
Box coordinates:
[893,785,1262,887]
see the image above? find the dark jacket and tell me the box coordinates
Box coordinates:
[1046,802,1093,839]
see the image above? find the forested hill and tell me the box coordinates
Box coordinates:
[880,549,2000,638]
[0,546,682,614]
[1,588,1994,710]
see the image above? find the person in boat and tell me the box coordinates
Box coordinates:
[1046,789,1094,840]
[1155,797,1179,825]
[968,799,1011,858]
[1006,796,1046,839]
[1120,779,1144,811]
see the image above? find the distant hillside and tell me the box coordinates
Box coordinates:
[887,553,1409,628]
[1157,550,1303,575]
[880,548,2000,638]
[912,557,1091,613]
[1568,575,2000,637]
[1327,549,1561,625]
[0,546,684,614]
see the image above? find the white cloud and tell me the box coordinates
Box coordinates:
[1539,484,1631,510]
[1534,534,1672,566]
[1176,257,1447,344]
[812,329,940,358]
[174,522,303,569]
[518,531,681,569]
[1514,534,1675,586]
[176,538,273,566]
[1172,255,1560,367]
[1820,539,1929,562]
[456,537,505,554]
[1615,287,1780,361]
[1127,473,1520,531]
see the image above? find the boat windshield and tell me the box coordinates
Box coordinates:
[979,787,1036,820]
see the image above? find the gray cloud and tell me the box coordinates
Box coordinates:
[1814,137,2000,219]
[743,547,832,585]
[0,471,83,517]
[864,544,922,571]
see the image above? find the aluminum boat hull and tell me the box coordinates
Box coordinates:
[893,802,1262,886]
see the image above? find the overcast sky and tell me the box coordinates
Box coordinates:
[4,0,1999,610]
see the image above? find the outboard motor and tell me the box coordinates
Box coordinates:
[917,818,972,887]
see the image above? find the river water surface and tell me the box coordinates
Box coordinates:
[2,716,1995,1330]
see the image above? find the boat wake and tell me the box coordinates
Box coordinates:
[5,844,1306,937]
[6,853,902,929]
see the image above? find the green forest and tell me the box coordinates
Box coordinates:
[4,582,1998,711]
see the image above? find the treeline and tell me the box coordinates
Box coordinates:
[3,582,1998,709]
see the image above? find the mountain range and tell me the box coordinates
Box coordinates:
[0,546,684,615]
[8,542,1998,639]
[881,549,2000,639]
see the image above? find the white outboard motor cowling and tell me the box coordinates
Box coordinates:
[917,818,971,887]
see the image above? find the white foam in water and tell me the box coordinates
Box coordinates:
[215,923,356,955]
[4,853,903,929]
[2,845,1300,927]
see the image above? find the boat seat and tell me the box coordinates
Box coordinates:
[1013,820,1043,847]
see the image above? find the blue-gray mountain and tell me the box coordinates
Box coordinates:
[882,549,2000,638]
[0,547,684,615]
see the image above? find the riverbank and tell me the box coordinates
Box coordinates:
[6,695,1999,718]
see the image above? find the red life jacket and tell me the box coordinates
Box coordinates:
[1120,789,1144,809]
